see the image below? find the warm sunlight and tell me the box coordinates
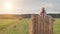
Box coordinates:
[4,2,13,10]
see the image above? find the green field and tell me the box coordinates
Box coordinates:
[0,18,60,34]
[53,18,60,34]
[0,19,29,34]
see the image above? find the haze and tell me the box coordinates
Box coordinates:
[0,0,60,14]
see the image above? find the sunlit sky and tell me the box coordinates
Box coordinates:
[0,0,60,14]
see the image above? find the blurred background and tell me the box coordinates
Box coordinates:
[0,0,60,34]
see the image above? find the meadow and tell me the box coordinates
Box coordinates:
[53,18,60,34]
[0,18,60,34]
[0,19,29,34]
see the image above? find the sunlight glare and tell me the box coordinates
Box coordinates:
[4,2,13,10]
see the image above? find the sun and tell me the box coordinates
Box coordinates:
[4,2,13,10]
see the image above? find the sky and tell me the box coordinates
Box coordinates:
[0,0,60,14]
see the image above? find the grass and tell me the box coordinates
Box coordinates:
[0,19,17,30]
[0,19,29,34]
[7,19,29,34]
[53,18,60,34]
[0,18,60,34]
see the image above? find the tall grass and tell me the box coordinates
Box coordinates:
[0,18,60,34]
[0,19,29,34]
[53,18,60,34]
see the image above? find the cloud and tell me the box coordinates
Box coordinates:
[0,0,60,14]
